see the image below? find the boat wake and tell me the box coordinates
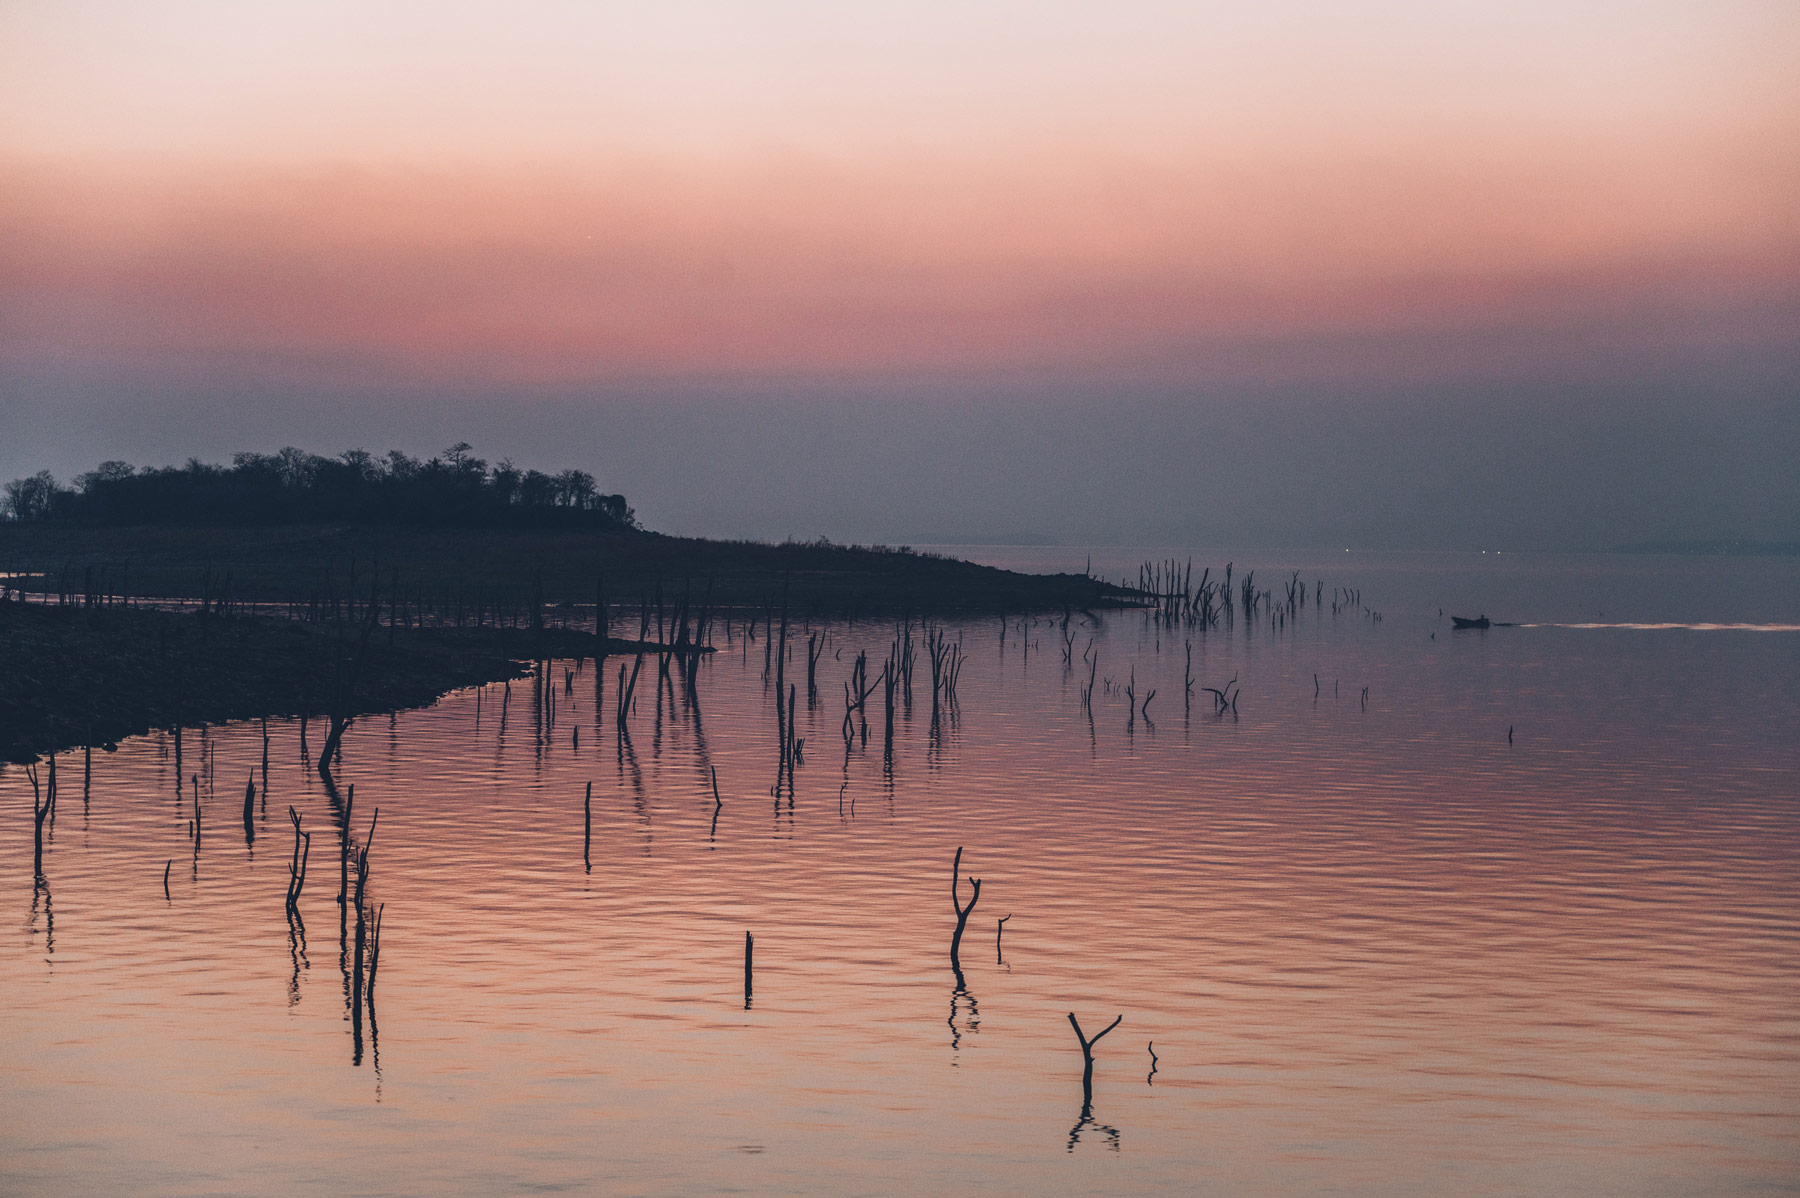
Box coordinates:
[1514,622,1800,632]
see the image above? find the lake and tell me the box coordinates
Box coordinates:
[4,549,1797,1195]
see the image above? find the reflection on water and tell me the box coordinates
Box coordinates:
[1522,622,1800,631]
[3,553,1799,1195]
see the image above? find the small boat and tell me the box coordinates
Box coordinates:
[1451,615,1490,630]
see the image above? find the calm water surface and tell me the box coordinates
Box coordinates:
[4,551,1797,1195]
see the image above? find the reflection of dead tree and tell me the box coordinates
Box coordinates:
[286,903,309,1007]
[947,846,983,1056]
[367,902,385,1005]
[30,871,53,956]
[1066,1011,1124,1152]
[948,974,979,1057]
[285,804,310,1006]
[1067,1101,1121,1153]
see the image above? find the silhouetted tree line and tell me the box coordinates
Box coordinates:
[2,443,637,531]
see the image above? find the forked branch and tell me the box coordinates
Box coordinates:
[949,846,982,969]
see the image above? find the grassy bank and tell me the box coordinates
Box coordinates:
[0,524,1127,617]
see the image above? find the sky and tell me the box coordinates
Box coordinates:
[2,0,1796,548]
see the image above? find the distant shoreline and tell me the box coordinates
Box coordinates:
[1607,539,1800,557]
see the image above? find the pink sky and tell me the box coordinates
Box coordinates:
[2,0,1797,388]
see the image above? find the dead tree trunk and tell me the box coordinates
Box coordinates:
[950,846,982,970]
[319,576,381,778]
[27,764,51,877]
[285,806,311,911]
[1068,1011,1123,1095]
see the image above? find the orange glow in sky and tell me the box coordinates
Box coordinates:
[2,0,1796,386]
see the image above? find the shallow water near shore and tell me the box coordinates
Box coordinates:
[5,550,1798,1195]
